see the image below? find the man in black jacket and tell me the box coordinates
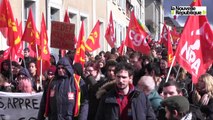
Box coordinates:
[37,57,88,120]
[95,62,156,120]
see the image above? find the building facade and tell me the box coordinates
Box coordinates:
[0,0,163,56]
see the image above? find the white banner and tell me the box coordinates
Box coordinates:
[0,92,43,120]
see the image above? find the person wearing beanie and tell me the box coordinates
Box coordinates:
[161,96,191,120]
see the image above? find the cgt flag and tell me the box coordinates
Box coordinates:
[175,0,213,83]
[85,20,100,52]
[125,10,150,55]
[105,11,116,48]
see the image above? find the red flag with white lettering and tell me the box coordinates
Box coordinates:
[105,11,116,48]
[175,0,213,83]
[125,10,150,55]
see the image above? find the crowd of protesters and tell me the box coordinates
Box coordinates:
[1,41,213,120]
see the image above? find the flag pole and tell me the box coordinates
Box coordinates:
[9,48,13,83]
[175,65,181,81]
[40,59,43,90]
[165,56,176,83]
[35,44,42,90]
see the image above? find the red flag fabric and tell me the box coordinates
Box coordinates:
[160,23,172,47]
[125,10,150,55]
[118,41,125,56]
[22,8,40,53]
[3,20,24,62]
[73,74,81,116]
[85,20,100,52]
[171,27,180,44]
[0,0,21,47]
[0,0,8,27]
[37,13,51,76]
[73,21,86,116]
[64,10,70,23]
[175,0,213,83]
[105,11,116,48]
[74,21,86,67]
[159,23,175,67]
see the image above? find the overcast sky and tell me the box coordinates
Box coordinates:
[163,0,213,27]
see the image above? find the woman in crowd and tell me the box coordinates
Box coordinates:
[192,73,213,120]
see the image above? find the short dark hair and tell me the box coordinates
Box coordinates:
[105,60,117,70]
[115,62,134,77]
[163,81,182,94]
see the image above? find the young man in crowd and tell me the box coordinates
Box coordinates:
[161,96,191,120]
[158,81,204,120]
[95,62,156,120]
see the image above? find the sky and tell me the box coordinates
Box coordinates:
[163,0,213,27]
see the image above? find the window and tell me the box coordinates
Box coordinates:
[70,13,77,35]
[80,16,88,38]
[24,1,36,25]
[50,7,60,21]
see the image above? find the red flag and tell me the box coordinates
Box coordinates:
[85,20,100,52]
[175,0,213,83]
[37,13,51,76]
[118,41,125,56]
[125,10,150,55]
[74,21,86,67]
[159,24,175,67]
[0,0,8,27]
[64,10,70,23]
[22,8,40,52]
[171,27,180,43]
[105,11,116,48]
[3,20,24,62]
[73,74,81,117]
[0,0,21,47]
[73,21,86,116]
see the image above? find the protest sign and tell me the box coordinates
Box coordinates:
[0,92,42,120]
[51,21,75,50]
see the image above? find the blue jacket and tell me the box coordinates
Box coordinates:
[95,87,156,120]
[37,57,88,120]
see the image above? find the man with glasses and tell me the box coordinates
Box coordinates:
[38,57,88,120]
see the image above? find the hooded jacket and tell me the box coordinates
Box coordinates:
[37,57,88,120]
